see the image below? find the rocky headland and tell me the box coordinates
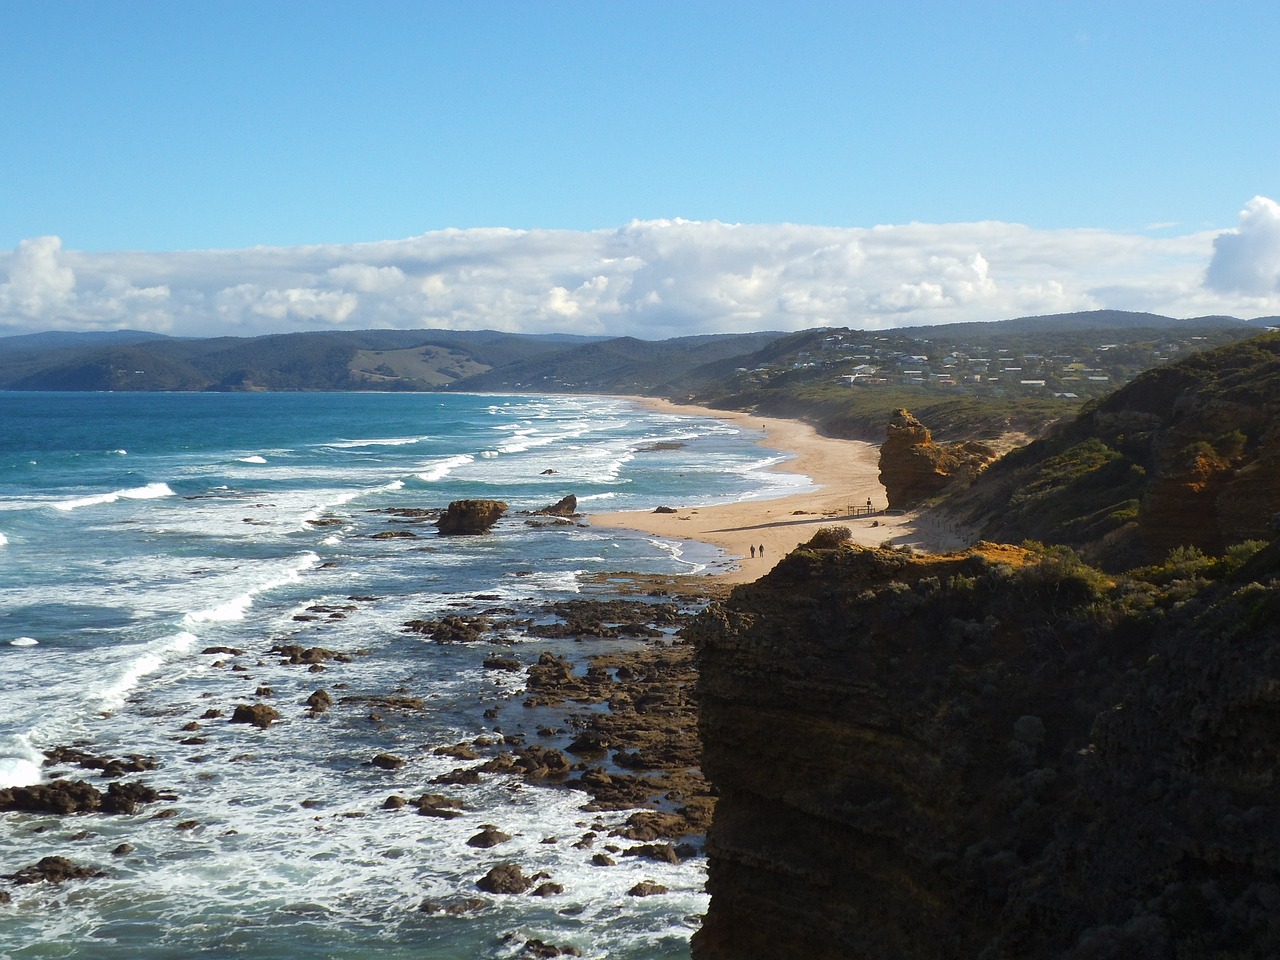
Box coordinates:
[690,332,1280,958]
[690,533,1280,958]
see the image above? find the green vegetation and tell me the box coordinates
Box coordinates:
[947,330,1280,570]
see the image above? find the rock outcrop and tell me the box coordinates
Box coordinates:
[690,533,1280,959]
[533,494,578,516]
[0,778,161,815]
[435,499,507,535]
[5,855,106,885]
[877,408,995,508]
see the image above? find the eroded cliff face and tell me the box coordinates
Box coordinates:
[690,536,1280,959]
[878,409,997,509]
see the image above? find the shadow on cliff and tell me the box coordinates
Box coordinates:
[689,529,1280,959]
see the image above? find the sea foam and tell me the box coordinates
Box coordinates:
[0,746,43,788]
[54,481,176,512]
[94,631,198,712]
[417,453,475,482]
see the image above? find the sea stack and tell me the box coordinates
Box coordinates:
[436,499,508,535]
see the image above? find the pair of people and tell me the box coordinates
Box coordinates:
[749,544,765,559]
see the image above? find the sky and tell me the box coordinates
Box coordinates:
[2,1,1280,339]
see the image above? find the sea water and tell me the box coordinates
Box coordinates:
[0,391,810,959]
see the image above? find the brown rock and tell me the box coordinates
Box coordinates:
[413,793,465,819]
[627,880,668,897]
[229,703,280,728]
[534,494,578,517]
[305,689,332,716]
[0,778,159,816]
[878,408,995,508]
[624,842,682,864]
[6,855,106,885]
[476,862,532,894]
[436,499,507,535]
[467,825,513,848]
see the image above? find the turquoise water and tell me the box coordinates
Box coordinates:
[0,391,807,959]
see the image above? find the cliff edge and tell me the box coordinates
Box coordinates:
[691,535,1280,958]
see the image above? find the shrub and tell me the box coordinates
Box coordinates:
[808,526,853,549]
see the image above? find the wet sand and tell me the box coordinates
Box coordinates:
[590,398,971,584]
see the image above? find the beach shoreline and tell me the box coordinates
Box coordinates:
[590,397,972,584]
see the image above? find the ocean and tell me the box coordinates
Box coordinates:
[0,391,809,959]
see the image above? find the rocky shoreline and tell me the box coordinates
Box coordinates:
[1,559,719,946]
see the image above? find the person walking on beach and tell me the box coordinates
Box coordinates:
[758,544,764,558]
[750,545,756,558]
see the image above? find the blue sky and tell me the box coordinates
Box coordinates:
[2,1,1280,337]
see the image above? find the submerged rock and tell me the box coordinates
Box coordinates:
[6,855,106,885]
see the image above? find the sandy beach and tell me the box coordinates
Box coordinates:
[590,398,972,584]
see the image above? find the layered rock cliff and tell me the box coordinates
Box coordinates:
[878,408,997,509]
[691,535,1280,959]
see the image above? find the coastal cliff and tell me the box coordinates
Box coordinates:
[690,535,1280,958]
[955,331,1280,569]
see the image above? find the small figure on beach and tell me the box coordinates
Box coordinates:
[867,497,873,513]
[750,545,756,558]
[758,544,765,558]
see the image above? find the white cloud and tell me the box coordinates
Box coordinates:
[2,203,1277,339]
[325,263,406,293]
[0,235,76,317]
[1205,196,1280,297]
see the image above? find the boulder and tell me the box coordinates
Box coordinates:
[534,494,578,517]
[627,880,668,897]
[436,499,507,535]
[0,778,159,816]
[467,825,513,848]
[476,862,532,894]
[305,689,332,716]
[229,703,280,729]
[413,793,465,819]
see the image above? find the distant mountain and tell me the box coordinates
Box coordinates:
[0,328,609,392]
[892,309,1263,340]
[0,329,176,352]
[0,312,1269,404]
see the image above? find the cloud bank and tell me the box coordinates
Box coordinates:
[3,203,1279,339]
